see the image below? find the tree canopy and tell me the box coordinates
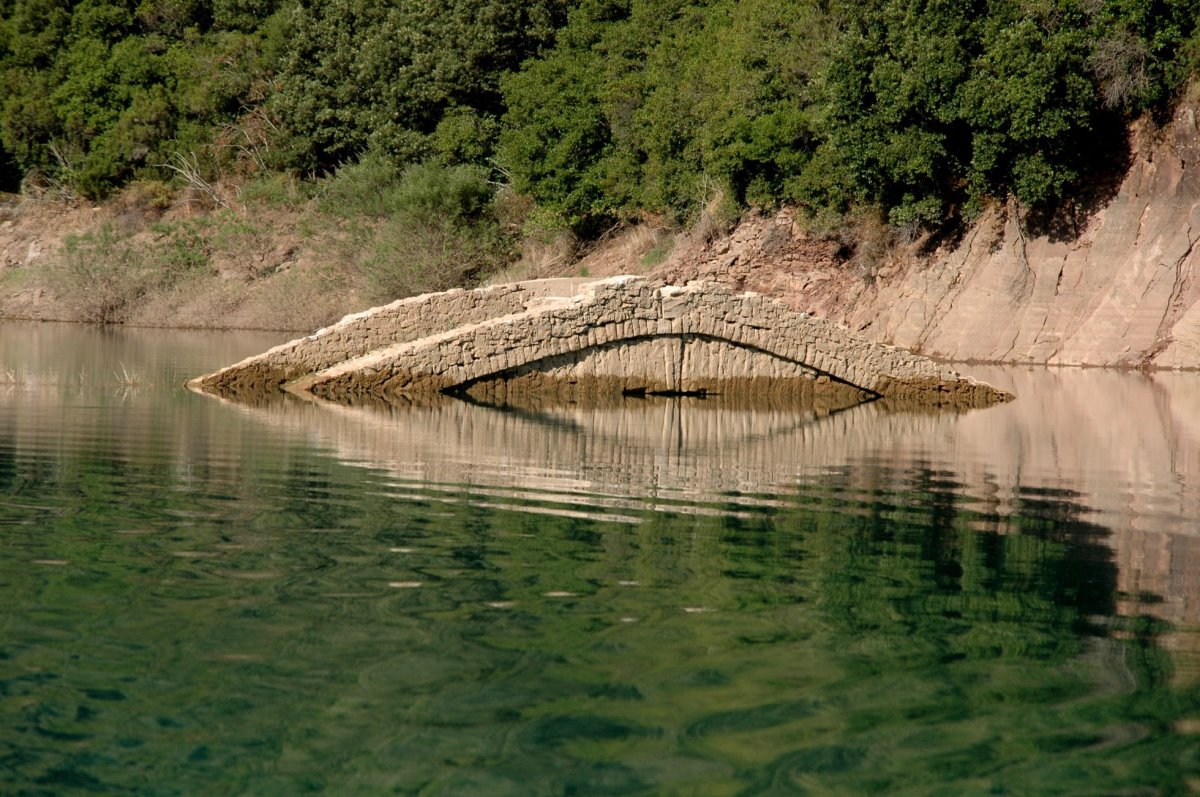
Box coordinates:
[1,0,1196,231]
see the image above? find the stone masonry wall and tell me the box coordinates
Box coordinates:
[286,277,1009,406]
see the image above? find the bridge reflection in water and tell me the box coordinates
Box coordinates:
[208,366,1200,681]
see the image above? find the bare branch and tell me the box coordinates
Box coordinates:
[158,152,229,209]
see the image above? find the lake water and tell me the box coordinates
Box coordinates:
[2,321,1199,796]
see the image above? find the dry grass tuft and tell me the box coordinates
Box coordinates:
[113,362,146,388]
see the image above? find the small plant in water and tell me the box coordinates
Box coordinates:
[113,363,146,388]
[0,367,68,390]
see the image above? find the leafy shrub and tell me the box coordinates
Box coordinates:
[386,162,494,224]
[319,159,515,302]
[360,212,508,302]
[51,220,215,322]
[319,156,493,221]
[317,153,405,219]
[53,225,148,323]
[237,173,310,208]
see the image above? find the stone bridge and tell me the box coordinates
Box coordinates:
[190,276,1010,407]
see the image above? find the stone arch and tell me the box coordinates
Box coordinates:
[452,332,876,404]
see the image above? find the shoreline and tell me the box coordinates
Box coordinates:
[5,96,1199,371]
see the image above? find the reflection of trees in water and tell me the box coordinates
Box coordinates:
[458,480,1194,796]
[199,384,1200,669]
[5,347,1200,793]
[506,456,1194,791]
[3,410,1197,795]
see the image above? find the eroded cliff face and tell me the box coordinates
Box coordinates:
[661,101,1200,369]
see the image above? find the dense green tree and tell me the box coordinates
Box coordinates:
[797,0,1198,221]
[502,0,1197,233]
[0,0,284,196]
[960,2,1099,208]
[0,0,1196,229]
[814,0,979,225]
[1088,0,1200,111]
[499,0,830,231]
[628,0,828,212]
[497,0,625,231]
[269,0,569,173]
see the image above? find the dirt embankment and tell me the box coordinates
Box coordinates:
[658,101,1200,370]
[0,192,365,331]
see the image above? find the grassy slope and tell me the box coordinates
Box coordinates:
[0,178,674,331]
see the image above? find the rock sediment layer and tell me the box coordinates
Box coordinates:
[191,276,1009,407]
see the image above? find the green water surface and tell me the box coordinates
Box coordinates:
[2,323,1198,795]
